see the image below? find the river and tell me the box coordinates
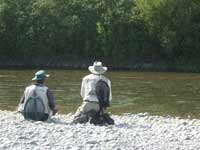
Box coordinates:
[0,70,200,118]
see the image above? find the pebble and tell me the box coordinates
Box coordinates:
[0,110,200,150]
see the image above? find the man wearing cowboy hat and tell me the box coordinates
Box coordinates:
[72,61,112,124]
[18,70,57,121]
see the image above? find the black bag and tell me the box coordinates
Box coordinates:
[23,91,48,121]
[95,80,110,108]
[88,112,114,125]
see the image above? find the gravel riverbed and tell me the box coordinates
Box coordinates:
[0,110,200,150]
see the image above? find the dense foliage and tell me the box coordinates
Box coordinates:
[0,0,199,68]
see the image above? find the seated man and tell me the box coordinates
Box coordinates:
[18,70,57,121]
[73,61,114,125]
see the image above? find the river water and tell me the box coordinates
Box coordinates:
[0,70,200,118]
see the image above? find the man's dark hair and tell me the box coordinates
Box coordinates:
[36,80,44,84]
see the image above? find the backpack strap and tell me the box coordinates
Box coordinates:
[23,89,47,121]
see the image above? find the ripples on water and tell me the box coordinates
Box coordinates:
[0,70,200,118]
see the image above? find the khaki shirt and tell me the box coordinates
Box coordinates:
[80,74,112,102]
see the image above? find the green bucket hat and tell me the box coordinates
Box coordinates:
[32,70,50,81]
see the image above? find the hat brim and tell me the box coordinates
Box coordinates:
[88,66,107,75]
[32,74,50,81]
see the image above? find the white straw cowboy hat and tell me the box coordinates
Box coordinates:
[88,61,107,75]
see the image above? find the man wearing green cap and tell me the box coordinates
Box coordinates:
[18,70,57,121]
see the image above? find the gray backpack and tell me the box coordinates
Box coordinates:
[23,90,48,121]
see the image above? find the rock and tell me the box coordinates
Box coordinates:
[1,110,200,150]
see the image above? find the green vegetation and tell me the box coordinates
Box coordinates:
[0,0,200,71]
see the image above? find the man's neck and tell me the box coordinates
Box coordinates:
[35,83,44,86]
[92,73,101,76]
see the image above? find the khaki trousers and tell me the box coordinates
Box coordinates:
[73,101,100,123]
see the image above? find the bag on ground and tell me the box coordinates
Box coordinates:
[88,111,114,125]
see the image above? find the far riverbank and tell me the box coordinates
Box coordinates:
[0,56,200,73]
